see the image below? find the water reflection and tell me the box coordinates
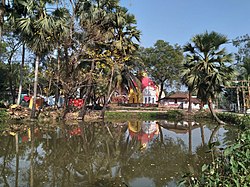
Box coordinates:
[0,120,239,187]
[128,121,159,149]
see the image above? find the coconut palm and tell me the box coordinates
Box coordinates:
[183,31,234,124]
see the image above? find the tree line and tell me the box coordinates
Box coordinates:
[0,0,249,123]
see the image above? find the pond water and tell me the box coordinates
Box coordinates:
[0,119,239,187]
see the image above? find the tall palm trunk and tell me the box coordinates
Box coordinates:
[100,65,115,119]
[17,44,25,105]
[78,60,95,120]
[208,98,225,125]
[30,55,40,119]
[188,90,192,113]
[55,47,61,105]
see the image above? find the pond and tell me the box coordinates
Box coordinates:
[0,119,239,187]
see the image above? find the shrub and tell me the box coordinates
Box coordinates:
[0,109,8,122]
[217,112,250,129]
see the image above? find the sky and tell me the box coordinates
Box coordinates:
[120,0,250,53]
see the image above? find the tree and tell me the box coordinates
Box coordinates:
[3,31,21,103]
[183,31,234,124]
[0,0,26,47]
[77,3,140,119]
[16,0,66,118]
[141,40,183,100]
[181,56,199,113]
[99,6,140,118]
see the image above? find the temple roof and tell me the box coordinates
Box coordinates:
[141,77,157,90]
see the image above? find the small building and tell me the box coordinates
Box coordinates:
[159,92,201,109]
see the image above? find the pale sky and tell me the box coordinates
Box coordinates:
[120,0,250,53]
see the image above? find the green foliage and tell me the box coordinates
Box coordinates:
[180,129,250,187]
[165,110,184,119]
[217,112,250,129]
[140,40,183,97]
[0,62,8,94]
[193,110,212,119]
[0,109,9,130]
[233,34,250,73]
[183,31,234,103]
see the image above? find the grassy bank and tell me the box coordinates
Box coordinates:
[105,110,184,121]
[193,110,250,129]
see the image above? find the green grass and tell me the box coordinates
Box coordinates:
[105,110,184,121]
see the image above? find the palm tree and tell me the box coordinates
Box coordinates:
[183,31,234,124]
[99,6,140,118]
[181,57,199,113]
[16,0,65,118]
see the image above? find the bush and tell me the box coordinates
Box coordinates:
[165,110,184,120]
[217,112,250,129]
[0,109,8,122]
[0,109,9,131]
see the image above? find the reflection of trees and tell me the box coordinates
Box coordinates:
[27,121,141,186]
[222,125,241,146]
[188,123,241,179]
[121,137,189,186]
[0,135,12,186]
[15,133,19,187]
[0,120,242,186]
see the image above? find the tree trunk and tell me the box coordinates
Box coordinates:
[0,3,5,44]
[30,55,40,119]
[208,98,225,125]
[8,52,15,103]
[188,90,192,113]
[62,94,70,119]
[78,60,95,120]
[242,87,246,113]
[158,82,164,101]
[236,86,240,112]
[100,65,115,119]
[17,44,25,105]
[55,47,61,105]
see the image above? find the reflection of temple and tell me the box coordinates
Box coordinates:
[159,120,200,134]
[128,121,159,148]
[158,120,205,153]
[128,120,206,153]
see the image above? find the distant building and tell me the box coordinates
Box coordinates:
[159,92,201,109]
[128,73,165,105]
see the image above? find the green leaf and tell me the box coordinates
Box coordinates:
[202,164,209,172]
